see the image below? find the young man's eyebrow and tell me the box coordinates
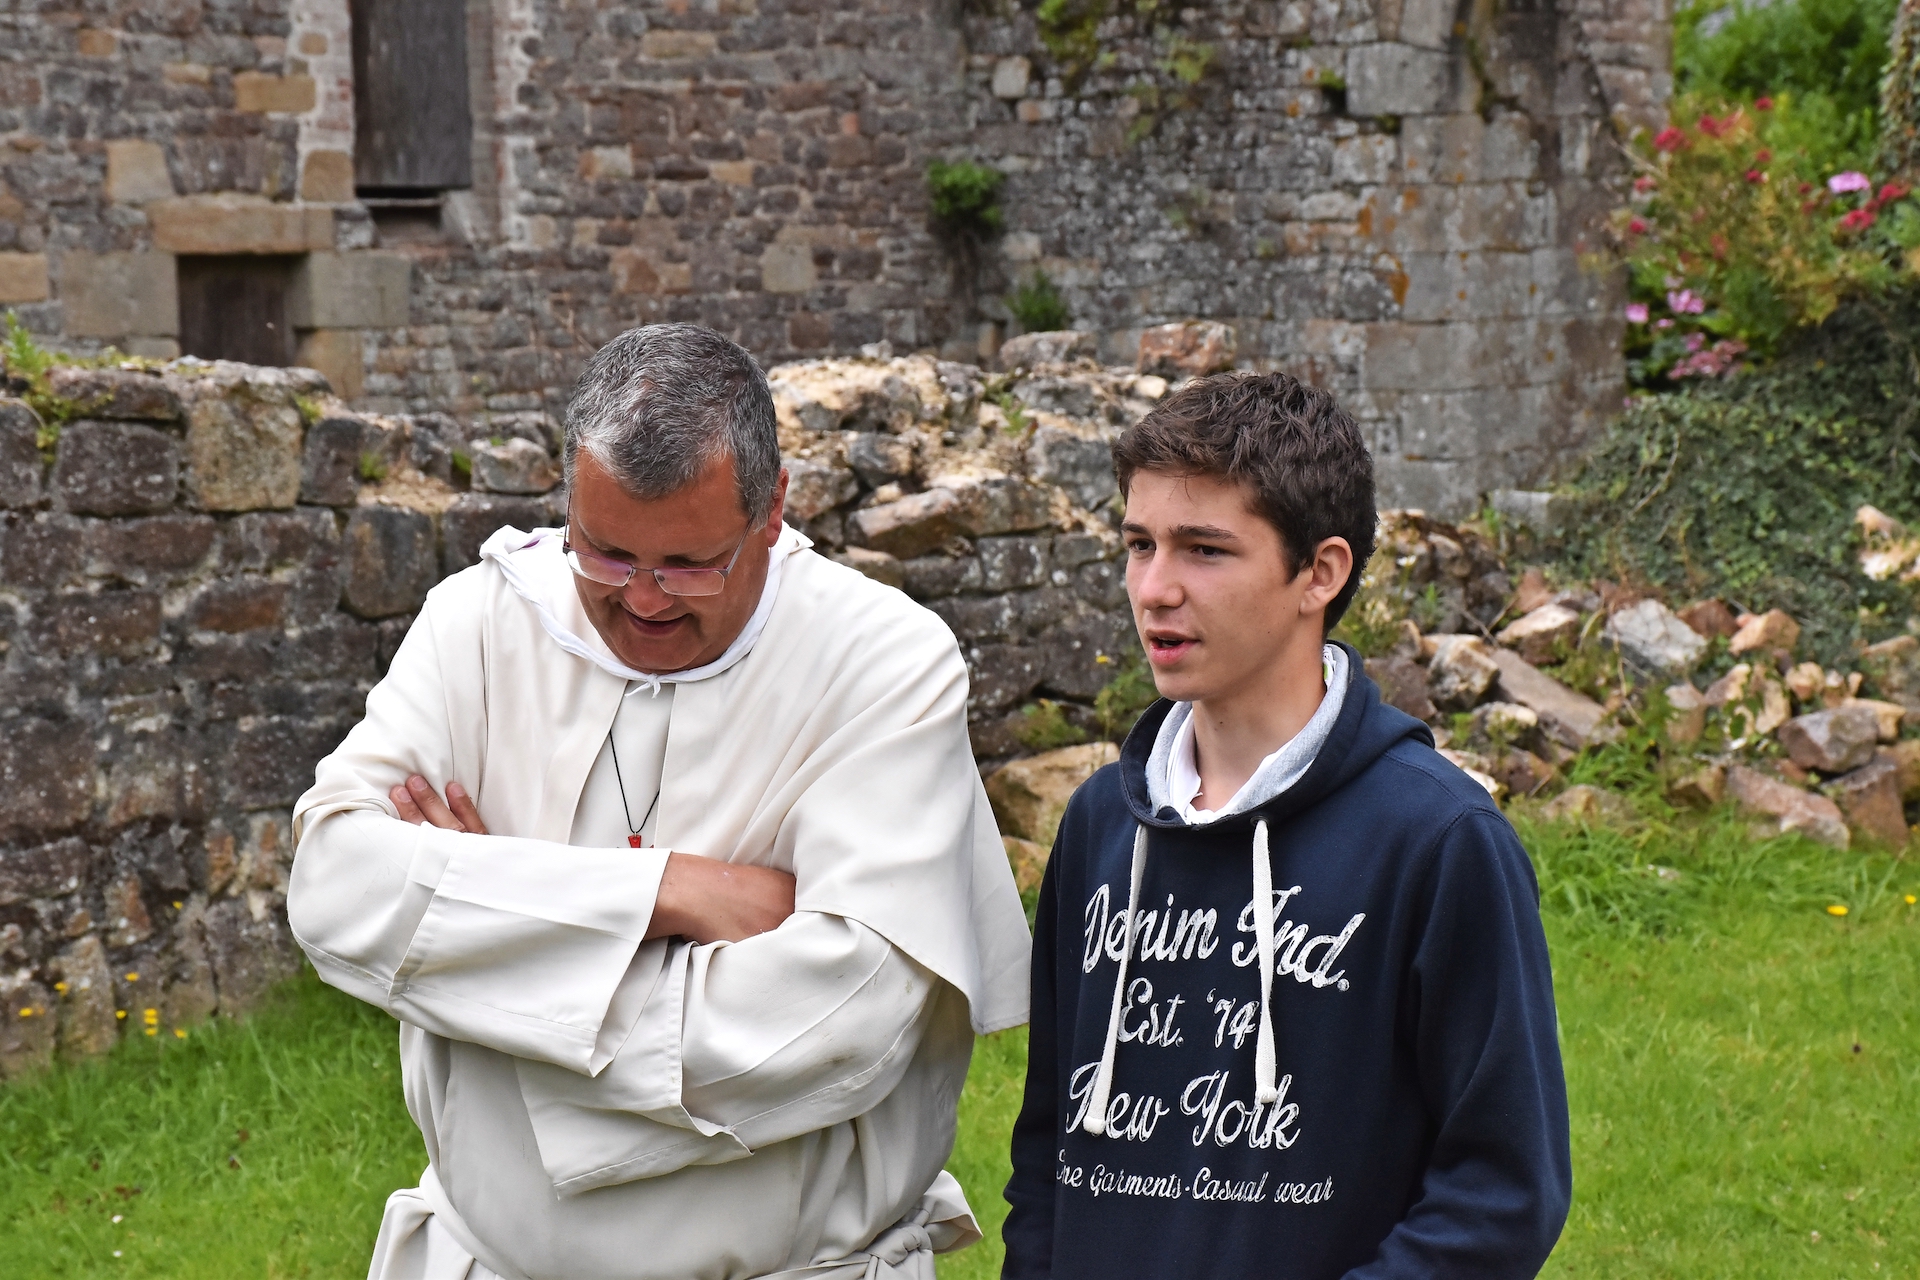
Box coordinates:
[1118,521,1242,540]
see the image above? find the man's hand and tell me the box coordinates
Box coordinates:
[391,774,489,834]
[392,775,792,944]
[650,854,795,944]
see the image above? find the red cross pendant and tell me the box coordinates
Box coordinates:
[628,834,645,849]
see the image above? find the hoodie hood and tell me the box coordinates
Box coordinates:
[1118,640,1434,833]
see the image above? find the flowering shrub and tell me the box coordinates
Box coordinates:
[1609,95,1920,387]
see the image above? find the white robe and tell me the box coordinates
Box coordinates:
[288,525,1031,1280]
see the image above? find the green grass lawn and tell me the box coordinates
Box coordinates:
[4,806,1918,1278]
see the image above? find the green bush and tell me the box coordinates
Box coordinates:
[1562,295,1920,664]
[1674,0,1896,128]
[925,159,1005,237]
[1006,270,1071,333]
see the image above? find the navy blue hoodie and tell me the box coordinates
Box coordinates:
[1002,644,1570,1279]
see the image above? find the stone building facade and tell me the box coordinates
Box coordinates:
[0,0,1666,516]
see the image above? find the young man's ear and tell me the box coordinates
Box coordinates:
[1298,537,1354,617]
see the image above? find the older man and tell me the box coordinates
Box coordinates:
[288,324,1030,1280]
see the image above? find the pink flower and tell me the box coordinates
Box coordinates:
[1881,181,1911,202]
[1628,217,1649,235]
[1666,288,1706,315]
[1625,303,1649,323]
[1828,171,1872,194]
[1654,126,1688,152]
[1840,207,1877,231]
[1745,169,1766,183]
[1669,338,1749,380]
[1755,97,1773,110]
[1655,318,1674,329]
[1633,176,1656,193]
[1684,332,1706,353]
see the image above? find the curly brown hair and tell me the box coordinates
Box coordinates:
[1111,372,1376,630]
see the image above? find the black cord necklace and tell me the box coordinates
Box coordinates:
[607,730,662,849]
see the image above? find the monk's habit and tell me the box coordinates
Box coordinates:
[290,524,1031,1280]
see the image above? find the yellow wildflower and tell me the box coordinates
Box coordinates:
[173,1028,187,1039]
[52,982,66,994]
[115,1009,127,1020]
[124,972,138,982]
[1907,895,1917,906]
[1827,904,1849,917]
[18,1007,33,1016]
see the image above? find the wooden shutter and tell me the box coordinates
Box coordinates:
[177,256,299,368]
[350,0,473,192]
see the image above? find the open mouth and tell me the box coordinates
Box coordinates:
[1146,632,1196,665]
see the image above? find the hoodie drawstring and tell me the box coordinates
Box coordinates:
[1084,817,1281,1137]
[1252,818,1279,1105]
[1082,824,1148,1136]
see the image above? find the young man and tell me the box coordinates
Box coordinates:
[1002,373,1570,1279]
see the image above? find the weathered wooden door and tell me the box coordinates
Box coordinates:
[350,0,473,193]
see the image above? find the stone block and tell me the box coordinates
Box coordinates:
[233,72,317,113]
[51,935,117,1059]
[300,149,355,202]
[1667,763,1725,808]
[470,437,558,494]
[299,415,369,506]
[185,396,303,512]
[0,970,55,1079]
[985,742,1119,845]
[982,53,1030,98]
[1136,322,1237,378]
[977,535,1049,592]
[1677,598,1739,639]
[641,30,717,57]
[31,591,163,658]
[1541,783,1632,826]
[1604,599,1705,676]
[967,642,1048,715]
[58,252,178,338]
[846,433,916,487]
[1778,704,1880,775]
[1665,682,1707,744]
[105,140,175,204]
[1826,756,1908,848]
[0,836,88,904]
[294,329,363,400]
[1489,648,1607,749]
[901,551,983,600]
[0,399,41,508]
[0,721,94,839]
[1040,613,1136,700]
[1005,835,1048,895]
[289,253,412,329]
[191,577,288,632]
[1841,697,1906,742]
[149,196,334,255]
[783,460,859,522]
[832,546,905,588]
[201,898,300,1015]
[999,330,1096,371]
[53,422,180,516]
[47,367,182,422]
[852,488,968,559]
[1367,655,1438,721]
[442,494,550,575]
[946,476,1057,538]
[343,505,436,618]
[1426,633,1498,711]
[1027,427,1116,512]
[103,727,213,826]
[1497,603,1578,664]
[228,718,348,811]
[1726,765,1849,849]
[1729,608,1800,659]
[1346,43,1465,116]
[762,244,817,294]
[0,252,49,304]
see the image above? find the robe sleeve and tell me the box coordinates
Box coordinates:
[288,585,667,1076]
[512,911,943,1195]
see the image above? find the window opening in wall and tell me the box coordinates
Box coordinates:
[350,0,471,245]
[177,256,302,368]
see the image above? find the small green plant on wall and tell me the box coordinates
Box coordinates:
[1030,0,1218,140]
[926,158,1007,238]
[1007,270,1071,332]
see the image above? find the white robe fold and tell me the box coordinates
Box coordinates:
[289,525,1030,1280]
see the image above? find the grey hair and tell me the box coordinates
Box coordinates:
[563,323,781,522]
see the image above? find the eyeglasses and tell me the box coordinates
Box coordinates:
[562,526,750,597]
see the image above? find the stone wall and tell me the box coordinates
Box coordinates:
[0,0,1666,518]
[0,344,1138,1074]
